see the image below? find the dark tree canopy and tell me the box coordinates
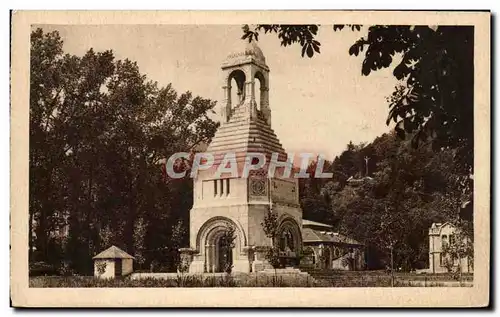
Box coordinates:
[242,25,474,181]
[29,28,219,274]
[298,132,472,270]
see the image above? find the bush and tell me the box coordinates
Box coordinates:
[29,271,473,288]
[29,261,59,276]
[30,274,311,288]
[265,247,281,269]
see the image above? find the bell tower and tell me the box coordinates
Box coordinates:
[221,40,272,126]
[184,40,303,274]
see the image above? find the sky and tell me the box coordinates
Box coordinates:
[36,24,400,160]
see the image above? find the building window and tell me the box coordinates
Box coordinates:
[214,179,231,197]
[441,235,448,248]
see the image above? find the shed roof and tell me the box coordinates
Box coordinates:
[302,227,334,243]
[92,245,135,260]
[302,219,333,228]
[302,228,364,246]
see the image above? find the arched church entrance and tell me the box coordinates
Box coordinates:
[276,217,302,267]
[206,228,234,273]
[196,217,246,273]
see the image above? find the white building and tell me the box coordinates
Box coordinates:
[428,222,472,273]
[93,245,135,278]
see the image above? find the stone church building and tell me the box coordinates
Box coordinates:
[181,40,363,274]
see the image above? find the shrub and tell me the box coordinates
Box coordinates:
[29,261,58,276]
[96,262,107,276]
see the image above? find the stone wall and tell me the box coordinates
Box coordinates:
[94,259,115,279]
[122,258,133,276]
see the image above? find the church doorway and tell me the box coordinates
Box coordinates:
[276,218,302,267]
[215,234,233,273]
[204,223,238,273]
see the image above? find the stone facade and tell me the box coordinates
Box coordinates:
[187,176,304,273]
[428,222,472,273]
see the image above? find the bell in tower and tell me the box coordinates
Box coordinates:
[221,40,272,126]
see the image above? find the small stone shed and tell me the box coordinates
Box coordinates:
[93,245,135,278]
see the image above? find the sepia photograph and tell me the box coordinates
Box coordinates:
[10,10,490,307]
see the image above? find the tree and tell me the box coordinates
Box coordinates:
[241,25,478,270]
[132,217,147,269]
[260,208,281,271]
[30,28,219,274]
[321,132,467,270]
[242,24,473,197]
[442,226,473,282]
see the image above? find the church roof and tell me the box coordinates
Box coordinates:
[93,245,135,260]
[302,228,364,246]
[302,219,333,229]
[205,104,287,165]
[302,227,334,243]
[222,40,268,70]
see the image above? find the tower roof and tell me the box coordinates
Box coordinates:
[222,40,268,70]
[93,245,135,260]
[206,104,286,163]
[205,40,286,177]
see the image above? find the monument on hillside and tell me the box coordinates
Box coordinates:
[181,40,304,273]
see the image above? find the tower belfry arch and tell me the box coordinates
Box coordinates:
[183,39,303,274]
[221,40,272,126]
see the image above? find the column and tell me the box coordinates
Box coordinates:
[222,85,231,123]
[260,87,271,126]
[213,244,218,272]
[244,82,257,119]
[208,244,215,273]
[204,244,209,273]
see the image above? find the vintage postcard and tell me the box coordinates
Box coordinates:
[10,10,490,307]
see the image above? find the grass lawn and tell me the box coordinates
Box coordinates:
[29,271,473,288]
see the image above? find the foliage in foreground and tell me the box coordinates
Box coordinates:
[29,275,314,288]
[30,272,472,288]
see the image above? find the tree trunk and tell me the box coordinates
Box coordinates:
[390,245,394,287]
[29,209,33,261]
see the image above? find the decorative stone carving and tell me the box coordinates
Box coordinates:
[250,178,267,196]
